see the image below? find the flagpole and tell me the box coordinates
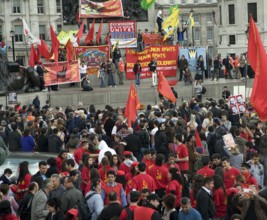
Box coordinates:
[244,60,248,98]
[24,38,29,62]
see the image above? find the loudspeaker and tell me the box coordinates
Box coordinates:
[8,62,20,73]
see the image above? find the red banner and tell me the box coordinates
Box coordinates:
[43,61,80,86]
[143,33,164,47]
[126,45,178,79]
[74,45,110,74]
[80,0,124,18]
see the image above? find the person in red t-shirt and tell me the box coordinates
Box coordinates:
[120,191,140,220]
[74,140,89,165]
[213,174,227,219]
[166,167,183,208]
[148,154,169,198]
[119,151,135,174]
[174,134,189,172]
[240,162,258,187]
[132,162,156,192]
[222,157,240,189]
[98,157,114,183]
[55,150,68,172]
[81,155,95,194]
[163,153,180,172]
[142,149,154,172]
[190,174,204,209]
[125,162,139,194]
[196,156,215,178]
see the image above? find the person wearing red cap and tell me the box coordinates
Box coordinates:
[101,170,127,207]
[125,162,139,194]
[148,154,169,198]
[119,151,136,174]
[132,162,156,192]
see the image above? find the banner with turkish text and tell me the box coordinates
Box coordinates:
[74,45,110,74]
[43,61,80,86]
[143,33,164,47]
[109,20,137,48]
[126,45,178,79]
[80,0,124,18]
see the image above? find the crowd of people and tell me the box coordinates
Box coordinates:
[0,90,266,220]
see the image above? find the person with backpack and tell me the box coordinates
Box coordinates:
[86,178,104,220]
[120,191,140,220]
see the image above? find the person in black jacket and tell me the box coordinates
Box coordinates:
[196,176,216,220]
[212,55,222,81]
[19,182,39,220]
[222,86,231,99]
[97,191,124,220]
[133,60,142,86]
[196,55,205,81]
[46,198,65,220]
[48,128,63,153]
[148,57,158,86]
[154,122,168,160]
[31,161,48,188]
[179,55,189,81]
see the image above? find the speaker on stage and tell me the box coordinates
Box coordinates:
[247,65,255,78]
[8,62,20,73]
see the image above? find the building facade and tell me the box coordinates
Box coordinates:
[217,0,267,58]
[0,0,63,65]
[155,0,219,58]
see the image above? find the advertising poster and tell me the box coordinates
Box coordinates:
[126,45,178,79]
[43,61,80,86]
[109,20,137,48]
[74,45,110,74]
[80,0,124,18]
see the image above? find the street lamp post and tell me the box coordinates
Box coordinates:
[10,30,15,62]
[190,8,195,47]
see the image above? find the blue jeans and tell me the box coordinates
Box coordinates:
[108,73,116,86]
[100,71,106,87]
[137,42,143,52]
[135,74,140,85]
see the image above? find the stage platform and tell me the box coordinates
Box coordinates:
[2,78,253,110]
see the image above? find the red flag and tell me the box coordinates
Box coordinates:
[50,25,60,63]
[195,129,204,154]
[38,39,51,61]
[96,18,103,45]
[77,19,86,39]
[105,33,111,45]
[157,73,177,103]
[65,39,73,61]
[28,44,38,67]
[124,83,140,127]
[248,16,267,121]
[85,19,95,45]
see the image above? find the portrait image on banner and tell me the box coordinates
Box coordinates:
[43,61,80,86]
[228,95,245,115]
[109,20,137,48]
[80,0,124,18]
[126,45,178,79]
[74,45,110,74]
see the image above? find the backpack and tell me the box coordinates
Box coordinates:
[74,192,97,220]
[201,86,207,94]
[125,207,134,220]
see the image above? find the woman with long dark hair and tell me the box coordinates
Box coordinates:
[46,198,64,220]
[16,161,31,201]
[110,154,121,172]
[125,162,139,194]
[81,154,95,194]
[213,174,227,220]
[166,167,183,209]
[190,174,204,209]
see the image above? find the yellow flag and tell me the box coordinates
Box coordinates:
[112,39,120,52]
[57,30,78,46]
[189,13,195,27]
[162,8,180,41]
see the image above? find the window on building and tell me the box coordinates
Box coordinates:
[207,0,212,3]
[208,47,214,58]
[13,0,21,13]
[207,27,213,40]
[219,6,222,25]
[57,24,62,33]
[39,25,46,40]
[206,13,212,23]
[37,0,44,13]
[247,3,257,23]
[16,56,25,66]
[228,4,235,24]
[181,0,186,4]
[56,0,61,13]
[229,35,236,44]
[14,25,23,42]
[194,28,200,41]
[194,14,200,24]
[194,0,198,3]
